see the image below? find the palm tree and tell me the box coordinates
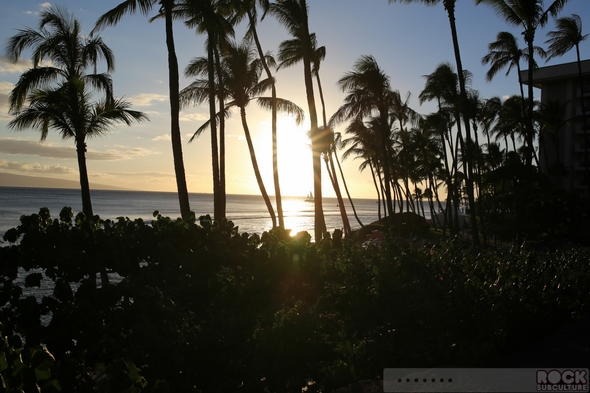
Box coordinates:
[333,131,364,227]
[341,118,384,219]
[219,40,304,226]
[419,62,471,235]
[331,55,396,217]
[275,31,352,233]
[93,0,191,220]
[390,90,422,212]
[7,6,147,217]
[475,0,569,168]
[545,14,589,185]
[225,0,290,227]
[482,31,544,110]
[389,0,480,244]
[179,0,235,220]
[478,96,503,148]
[492,95,531,158]
[269,0,326,240]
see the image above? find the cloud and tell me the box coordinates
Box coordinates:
[0,159,76,175]
[180,113,208,122]
[128,93,168,107]
[152,134,171,142]
[23,3,52,17]
[101,171,172,179]
[86,147,155,161]
[0,138,156,161]
[0,81,13,119]
[0,138,76,159]
[0,57,33,75]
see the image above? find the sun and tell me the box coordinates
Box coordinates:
[259,116,313,198]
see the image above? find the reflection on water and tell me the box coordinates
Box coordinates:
[0,187,435,239]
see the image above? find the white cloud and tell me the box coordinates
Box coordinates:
[180,113,208,122]
[0,138,76,159]
[152,134,170,142]
[102,171,172,179]
[0,138,157,161]
[0,57,33,75]
[22,3,52,16]
[0,159,76,175]
[128,93,168,107]
[0,81,13,119]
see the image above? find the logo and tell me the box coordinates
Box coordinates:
[537,370,588,391]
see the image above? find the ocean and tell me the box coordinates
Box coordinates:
[0,186,440,241]
[0,186,420,240]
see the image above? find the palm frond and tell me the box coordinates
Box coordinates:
[256,97,304,125]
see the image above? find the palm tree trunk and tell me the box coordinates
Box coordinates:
[76,138,93,217]
[445,0,479,245]
[336,150,364,227]
[516,63,529,132]
[207,31,221,220]
[240,107,277,227]
[370,161,382,221]
[299,0,326,240]
[248,9,284,227]
[380,112,395,217]
[525,34,536,168]
[164,3,190,220]
[316,73,328,127]
[327,151,351,234]
[214,45,226,219]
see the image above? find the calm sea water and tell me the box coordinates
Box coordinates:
[0,186,438,240]
[0,186,422,239]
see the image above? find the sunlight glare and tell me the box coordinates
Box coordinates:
[259,116,312,198]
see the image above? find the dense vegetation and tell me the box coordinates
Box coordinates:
[3,2,589,392]
[1,208,589,392]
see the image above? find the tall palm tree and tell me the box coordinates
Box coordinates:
[390,90,422,212]
[482,31,544,109]
[225,0,290,227]
[333,131,364,227]
[478,96,503,148]
[318,127,352,234]
[93,0,191,220]
[219,40,304,226]
[7,6,147,217]
[275,31,351,232]
[389,0,480,244]
[493,95,529,157]
[475,0,569,168]
[331,55,396,217]
[545,13,589,185]
[270,0,326,240]
[341,118,384,219]
[179,0,235,220]
[419,63,471,234]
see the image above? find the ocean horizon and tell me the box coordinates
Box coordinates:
[0,186,382,238]
[0,186,437,240]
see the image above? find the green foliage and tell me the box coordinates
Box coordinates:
[480,164,590,244]
[0,331,61,392]
[1,208,589,392]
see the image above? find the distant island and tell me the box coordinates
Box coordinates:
[0,172,127,191]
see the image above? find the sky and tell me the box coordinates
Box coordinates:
[0,1,589,200]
